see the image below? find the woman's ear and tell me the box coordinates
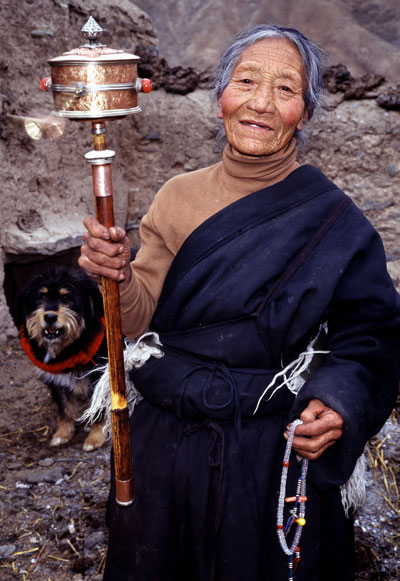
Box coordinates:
[217,100,224,120]
[296,109,308,131]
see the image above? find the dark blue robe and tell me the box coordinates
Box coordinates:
[103,165,400,581]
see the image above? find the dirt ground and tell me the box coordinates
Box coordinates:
[0,338,110,581]
[0,337,399,580]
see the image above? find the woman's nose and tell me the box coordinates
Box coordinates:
[247,85,276,114]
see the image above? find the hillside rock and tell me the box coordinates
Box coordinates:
[134,0,400,81]
[0,0,157,338]
[1,0,400,339]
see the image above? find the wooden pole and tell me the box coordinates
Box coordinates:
[85,120,133,506]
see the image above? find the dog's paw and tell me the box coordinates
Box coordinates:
[83,422,107,452]
[50,435,72,446]
[50,418,75,446]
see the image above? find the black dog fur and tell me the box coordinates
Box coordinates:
[17,265,107,451]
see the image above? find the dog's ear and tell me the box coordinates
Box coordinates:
[15,289,26,328]
[74,269,104,319]
[16,280,36,327]
[89,283,104,318]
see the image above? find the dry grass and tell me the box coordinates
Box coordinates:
[367,407,399,514]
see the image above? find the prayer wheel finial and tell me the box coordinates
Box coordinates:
[81,16,104,47]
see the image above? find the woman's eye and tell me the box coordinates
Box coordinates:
[279,85,292,92]
[240,78,252,84]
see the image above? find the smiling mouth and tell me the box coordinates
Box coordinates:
[241,121,272,130]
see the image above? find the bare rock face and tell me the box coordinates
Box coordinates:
[1,0,400,340]
[0,0,157,338]
[134,0,400,82]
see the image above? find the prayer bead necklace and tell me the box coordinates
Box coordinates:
[277,419,309,581]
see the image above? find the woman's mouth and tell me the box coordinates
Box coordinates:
[240,120,272,130]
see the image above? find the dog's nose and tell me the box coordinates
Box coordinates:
[44,313,58,324]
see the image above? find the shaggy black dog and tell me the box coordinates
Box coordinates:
[18,265,107,451]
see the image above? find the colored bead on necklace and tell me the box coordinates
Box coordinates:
[276,419,309,581]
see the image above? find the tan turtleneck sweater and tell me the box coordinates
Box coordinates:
[120,138,299,338]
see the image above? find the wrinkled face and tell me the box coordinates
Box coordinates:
[217,38,307,157]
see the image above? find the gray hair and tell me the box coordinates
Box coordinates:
[212,24,326,145]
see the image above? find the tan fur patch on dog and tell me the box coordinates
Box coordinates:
[50,417,75,446]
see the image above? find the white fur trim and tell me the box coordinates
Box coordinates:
[340,452,367,516]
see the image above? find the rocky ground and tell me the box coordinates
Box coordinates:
[0,338,399,580]
[0,339,110,580]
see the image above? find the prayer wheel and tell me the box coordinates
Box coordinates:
[40,16,152,506]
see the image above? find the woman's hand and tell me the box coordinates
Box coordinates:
[79,216,132,291]
[285,399,344,460]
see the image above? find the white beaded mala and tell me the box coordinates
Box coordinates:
[277,419,309,581]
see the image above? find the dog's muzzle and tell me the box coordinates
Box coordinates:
[43,312,62,340]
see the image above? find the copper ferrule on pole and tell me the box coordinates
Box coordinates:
[85,155,115,198]
[85,125,115,198]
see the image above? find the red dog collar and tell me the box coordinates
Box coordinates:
[19,318,106,374]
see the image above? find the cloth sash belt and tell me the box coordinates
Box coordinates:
[131,344,293,421]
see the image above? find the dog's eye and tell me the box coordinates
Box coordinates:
[60,294,71,303]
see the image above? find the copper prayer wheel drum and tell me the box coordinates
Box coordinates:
[42,17,150,119]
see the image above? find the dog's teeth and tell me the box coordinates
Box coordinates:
[44,329,61,338]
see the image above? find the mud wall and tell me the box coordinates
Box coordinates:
[1,0,399,340]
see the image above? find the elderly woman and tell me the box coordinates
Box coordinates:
[80,24,400,581]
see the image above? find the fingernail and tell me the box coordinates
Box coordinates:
[118,246,124,253]
[118,273,125,281]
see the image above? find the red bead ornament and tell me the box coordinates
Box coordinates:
[40,76,51,91]
[285,496,307,503]
[141,78,152,93]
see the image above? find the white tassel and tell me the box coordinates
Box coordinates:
[80,332,164,439]
[254,323,330,414]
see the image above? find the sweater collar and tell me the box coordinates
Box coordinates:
[221,138,299,194]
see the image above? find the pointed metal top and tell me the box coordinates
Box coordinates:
[81,16,104,45]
